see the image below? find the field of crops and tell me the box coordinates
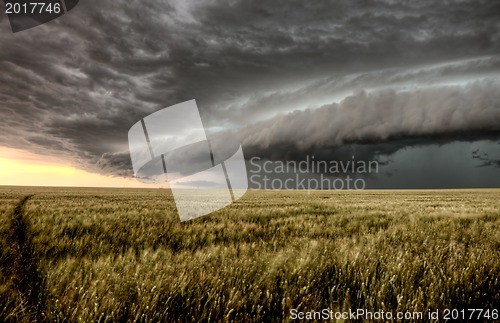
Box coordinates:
[0,186,499,322]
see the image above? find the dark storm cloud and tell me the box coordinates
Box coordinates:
[0,0,499,177]
[241,80,500,156]
[215,55,500,126]
[95,152,133,177]
[472,147,500,168]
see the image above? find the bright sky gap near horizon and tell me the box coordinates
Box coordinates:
[0,0,499,188]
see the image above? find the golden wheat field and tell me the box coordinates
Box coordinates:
[0,186,499,322]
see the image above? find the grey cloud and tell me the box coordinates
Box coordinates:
[241,80,500,157]
[472,148,500,168]
[95,152,133,177]
[211,55,500,127]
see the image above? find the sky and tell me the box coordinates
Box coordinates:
[0,0,499,188]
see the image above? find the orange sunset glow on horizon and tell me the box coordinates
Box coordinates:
[0,146,165,188]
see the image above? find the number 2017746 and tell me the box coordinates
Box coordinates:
[5,2,62,14]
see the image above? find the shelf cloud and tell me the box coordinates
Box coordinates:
[241,80,500,155]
